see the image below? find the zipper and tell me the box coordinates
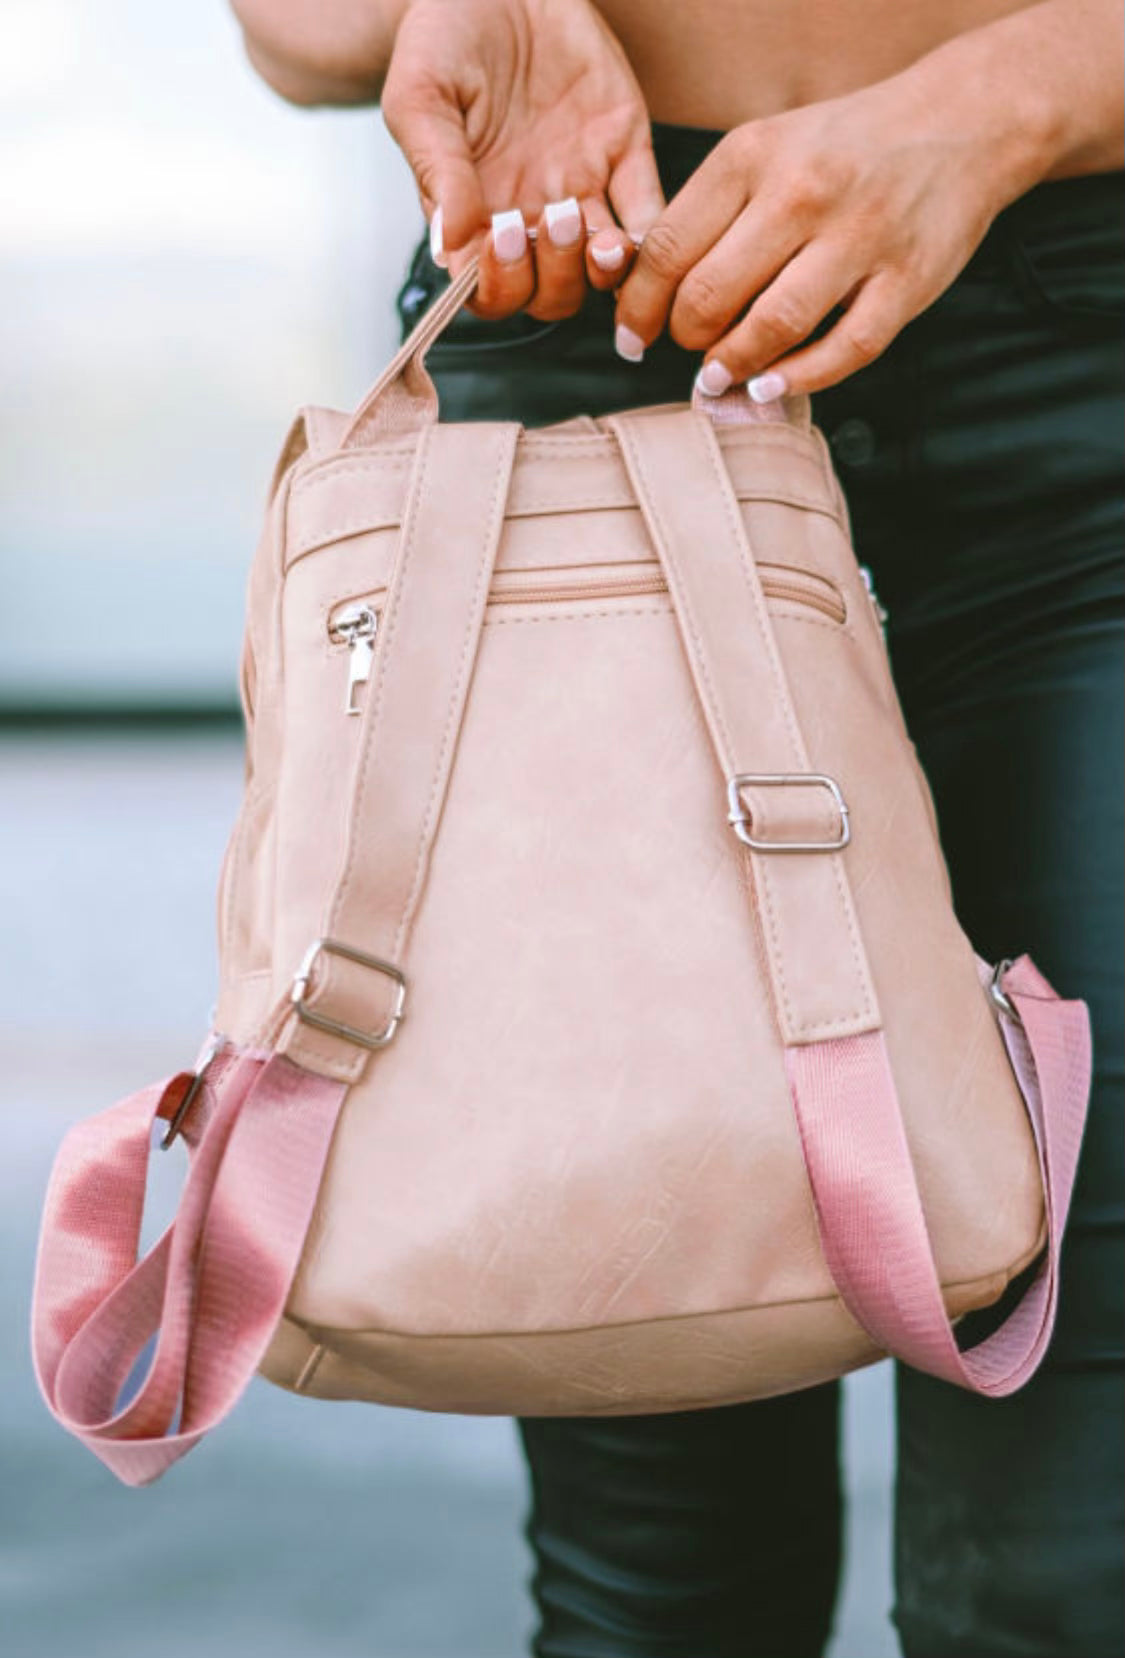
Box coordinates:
[326,562,846,713]
[328,603,379,715]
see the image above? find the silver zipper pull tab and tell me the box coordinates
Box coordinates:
[328,604,379,716]
[345,633,375,715]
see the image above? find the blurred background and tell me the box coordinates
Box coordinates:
[1,3,897,1653]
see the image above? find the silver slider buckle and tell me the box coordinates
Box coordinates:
[988,957,1021,1024]
[726,772,851,853]
[290,937,407,1051]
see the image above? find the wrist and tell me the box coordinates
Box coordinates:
[895,25,1065,211]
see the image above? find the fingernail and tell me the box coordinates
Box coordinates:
[429,206,446,269]
[748,370,788,404]
[545,197,583,248]
[492,209,527,264]
[590,240,626,272]
[615,324,645,363]
[695,360,733,397]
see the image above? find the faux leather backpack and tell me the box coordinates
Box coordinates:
[33,263,1092,1486]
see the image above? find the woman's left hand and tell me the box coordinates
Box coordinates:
[613,56,1046,400]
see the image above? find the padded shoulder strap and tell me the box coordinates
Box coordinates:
[608,407,880,1044]
[32,416,521,1482]
[610,408,1092,1394]
[276,417,520,1081]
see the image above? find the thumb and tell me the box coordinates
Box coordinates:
[385,96,487,266]
[607,137,666,243]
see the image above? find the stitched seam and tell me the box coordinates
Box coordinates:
[698,432,809,1034]
[769,610,855,637]
[292,435,828,491]
[699,427,876,1035]
[700,426,807,759]
[615,424,737,768]
[295,467,829,511]
[288,433,443,1078]
[295,422,822,489]
[286,489,838,565]
[295,457,416,492]
[392,431,514,961]
[294,1246,1019,1343]
[326,428,432,937]
[486,605,668,626]
[621,418,870,1037]
[615,421,810,1033]
[286,495,837,575]
[295,463,829,509]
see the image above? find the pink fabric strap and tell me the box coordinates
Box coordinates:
[33,956,1089,1487]
[32,1048,347,1486]
[33,416,520,1485]
[787,954,1092,1395]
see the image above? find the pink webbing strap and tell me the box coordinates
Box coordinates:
[787,955,1091,1394]
[32,1048,347,1486]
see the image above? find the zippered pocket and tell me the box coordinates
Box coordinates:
[326,560,849,716]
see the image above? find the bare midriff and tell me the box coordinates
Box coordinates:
[596,0,1040,127]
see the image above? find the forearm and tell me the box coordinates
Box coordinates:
[231,0,410,106]
[901,0,1124,202]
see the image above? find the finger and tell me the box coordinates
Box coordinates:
[525,197,588,321]
[582,195,636,291]
[605,135,666,242]
[471,209,535,320]
[614,135,751,361]
[742,273,905,398]
[384,94,487,266]
[667,196,807,351]
[692,240,863,397]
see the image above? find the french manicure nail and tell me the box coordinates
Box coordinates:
[429,206,446,269]
[545,197,583,248]
[591,241,626,272]
[492,209,527,264]
[615,324,645,363]
[748,370,788,404]
[695,360,733,397]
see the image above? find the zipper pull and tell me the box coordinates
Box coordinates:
[329,605,379,716]
[345,634,376,715]
[858,565,889,632]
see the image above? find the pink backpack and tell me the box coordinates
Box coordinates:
[33,264,1091,1486]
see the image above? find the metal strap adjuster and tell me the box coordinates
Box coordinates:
[726,772,851,852]
[159,1031,225,1151]
[290,937,407,1051]
[988,957,1021,1024]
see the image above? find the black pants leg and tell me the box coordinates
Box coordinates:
[402,155,1125,1658]
[813,179,1125,1658]
[518,1391,841,1658]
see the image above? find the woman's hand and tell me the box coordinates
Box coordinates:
[613,39,1054,399]
[382,0,663,320]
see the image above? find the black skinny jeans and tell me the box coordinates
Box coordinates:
[397,129,1125,1658]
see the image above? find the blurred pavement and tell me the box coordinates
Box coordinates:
[1,734,897,1657]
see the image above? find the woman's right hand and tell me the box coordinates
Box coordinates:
[382,0,664,319]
